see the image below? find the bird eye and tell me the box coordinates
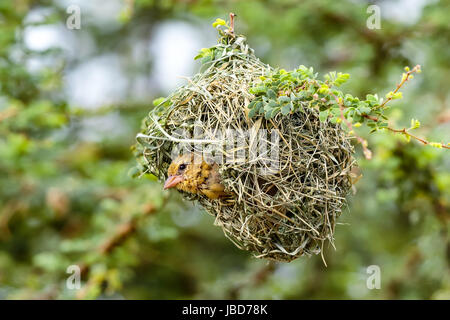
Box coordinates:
[179,164,186,171]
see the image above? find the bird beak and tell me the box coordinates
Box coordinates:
[164,175,184,189]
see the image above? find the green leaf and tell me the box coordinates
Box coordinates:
[319,111,328,122]
[194,48,211,60]
[334,73,350,86]
[271,108,279,118]
[360,106,371,115]
[353,114,363,122]
[267,89,277,99]
[267,100,278,109]
[366,94,379,106]
[404,134,411,142]
[152,97,166,106]
[212,18,227,28]
[430,142,443,148]
[386,91,402,100]
[392,92,403,100]
[249,86,267,95]
[318,84,329,94]
[248,107,258,118]
[281,104,291,115]
[410,118,420,129]
[330,107,341,116]
[201,56,212,64]
[278,96,290,104]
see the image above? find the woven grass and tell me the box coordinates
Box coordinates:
[136,33,355,262]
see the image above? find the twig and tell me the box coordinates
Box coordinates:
[386,127,450,149]
[363,109,449,150]
[364,115,449,149]
[229,12,236,35]
[99,202,156,254]
[358,65,448,150]
[375,65,421,111]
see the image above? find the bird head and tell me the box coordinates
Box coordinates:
[164,153,208,194]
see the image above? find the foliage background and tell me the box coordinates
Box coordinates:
[0,0,449,299]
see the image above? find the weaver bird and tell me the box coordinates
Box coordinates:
[164,153,228,200]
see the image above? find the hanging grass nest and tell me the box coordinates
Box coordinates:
[135,20,356,262]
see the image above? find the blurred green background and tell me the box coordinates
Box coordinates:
[0,0,449,300]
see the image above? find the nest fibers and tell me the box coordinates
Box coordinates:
[135,34,355,262]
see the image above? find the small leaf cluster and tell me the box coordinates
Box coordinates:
[193,47,218,64]
[193,18,231,63]
[247,66,403,133]
[193,43,235,65]
[212,18,229,29]
[193,17,241,64]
